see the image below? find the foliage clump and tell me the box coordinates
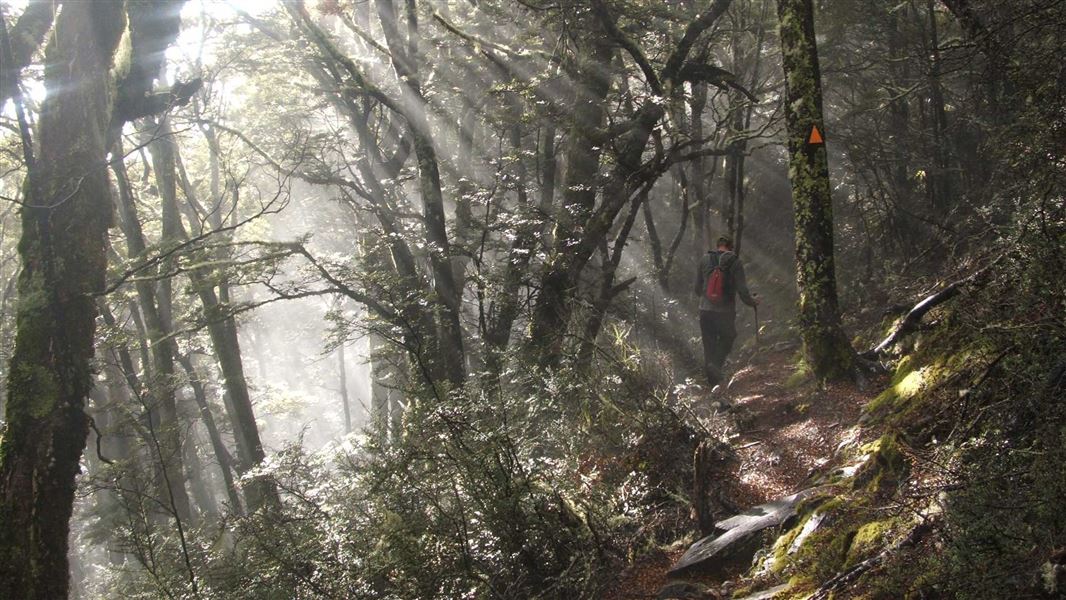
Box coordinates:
[88,341,704,599]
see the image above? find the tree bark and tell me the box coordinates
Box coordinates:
[0,3,125,597]
[176,354,243,515]
[485,91,539,376]
[924,0,953,219]
[338,343,352,434]
[114,134,194,524]
[776,0,856,380]
[689,84,713,256]
[375,0,466,388]
[528,30,615,367]
[195,285,279,512]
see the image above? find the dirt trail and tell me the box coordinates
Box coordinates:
[723,348,871,507]
[605,347,877,599]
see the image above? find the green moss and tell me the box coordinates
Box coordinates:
[863,351,966,426]
[785,362,813,389]
[845,519,897,568]
[767,494,836,574]
[19,364,61,419]
[791,520,859,590]
[732,583,755,597]
[853,435,908,495]
[771,515,809,574]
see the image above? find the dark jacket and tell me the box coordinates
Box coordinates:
[695,250,757,313]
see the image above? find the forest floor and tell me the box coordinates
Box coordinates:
[604,346,879,599]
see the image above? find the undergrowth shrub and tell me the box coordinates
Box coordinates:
[126,336,706,599]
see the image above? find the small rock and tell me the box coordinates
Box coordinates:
[656,580,717,599]
[1043,561,1065,595]
[731,583,791,600]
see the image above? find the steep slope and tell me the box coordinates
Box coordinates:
[632,242,1065,600]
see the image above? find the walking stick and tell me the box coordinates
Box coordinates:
[753,296,760,349]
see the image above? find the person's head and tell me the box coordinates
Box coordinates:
[716,236,733,251]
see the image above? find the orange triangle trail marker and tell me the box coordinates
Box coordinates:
[808,124,824,145]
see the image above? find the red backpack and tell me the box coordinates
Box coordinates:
[705,252,734,304]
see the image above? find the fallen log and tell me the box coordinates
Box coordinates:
[863,261,997,359]
[669,487,825,577]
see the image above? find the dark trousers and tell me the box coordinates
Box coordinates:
[699,310,736,386]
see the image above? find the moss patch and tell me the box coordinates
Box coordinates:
[763,494,836,575]
[785,352,814,389]
[853,435,908,496]
[845,518,897,568]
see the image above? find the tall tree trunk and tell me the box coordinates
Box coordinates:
[182,428,218,519]
[114,134,194,524]
[924,0,953,219]
[776,0,855,380]
[152,118,279,512]
[338,343,352,434]
[485,91,539,377]
[375,0,466,388]
[885,4,915,251]
[370,331,404,443]
[370,331,390,439]
[538,123,557,248]
[529,31,615,367]
[578,187,647,364]
[0,3,125,597]
[689,83,714,256]
[98,361,134,566]
[195,286,279,512]
[176,354,243,515]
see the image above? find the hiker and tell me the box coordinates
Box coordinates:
[695,236,760,389]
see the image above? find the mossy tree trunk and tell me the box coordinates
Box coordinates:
[776,0,856,380]
[484,90,539,379]
[0,2,126,597]
[528,30,615,367]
